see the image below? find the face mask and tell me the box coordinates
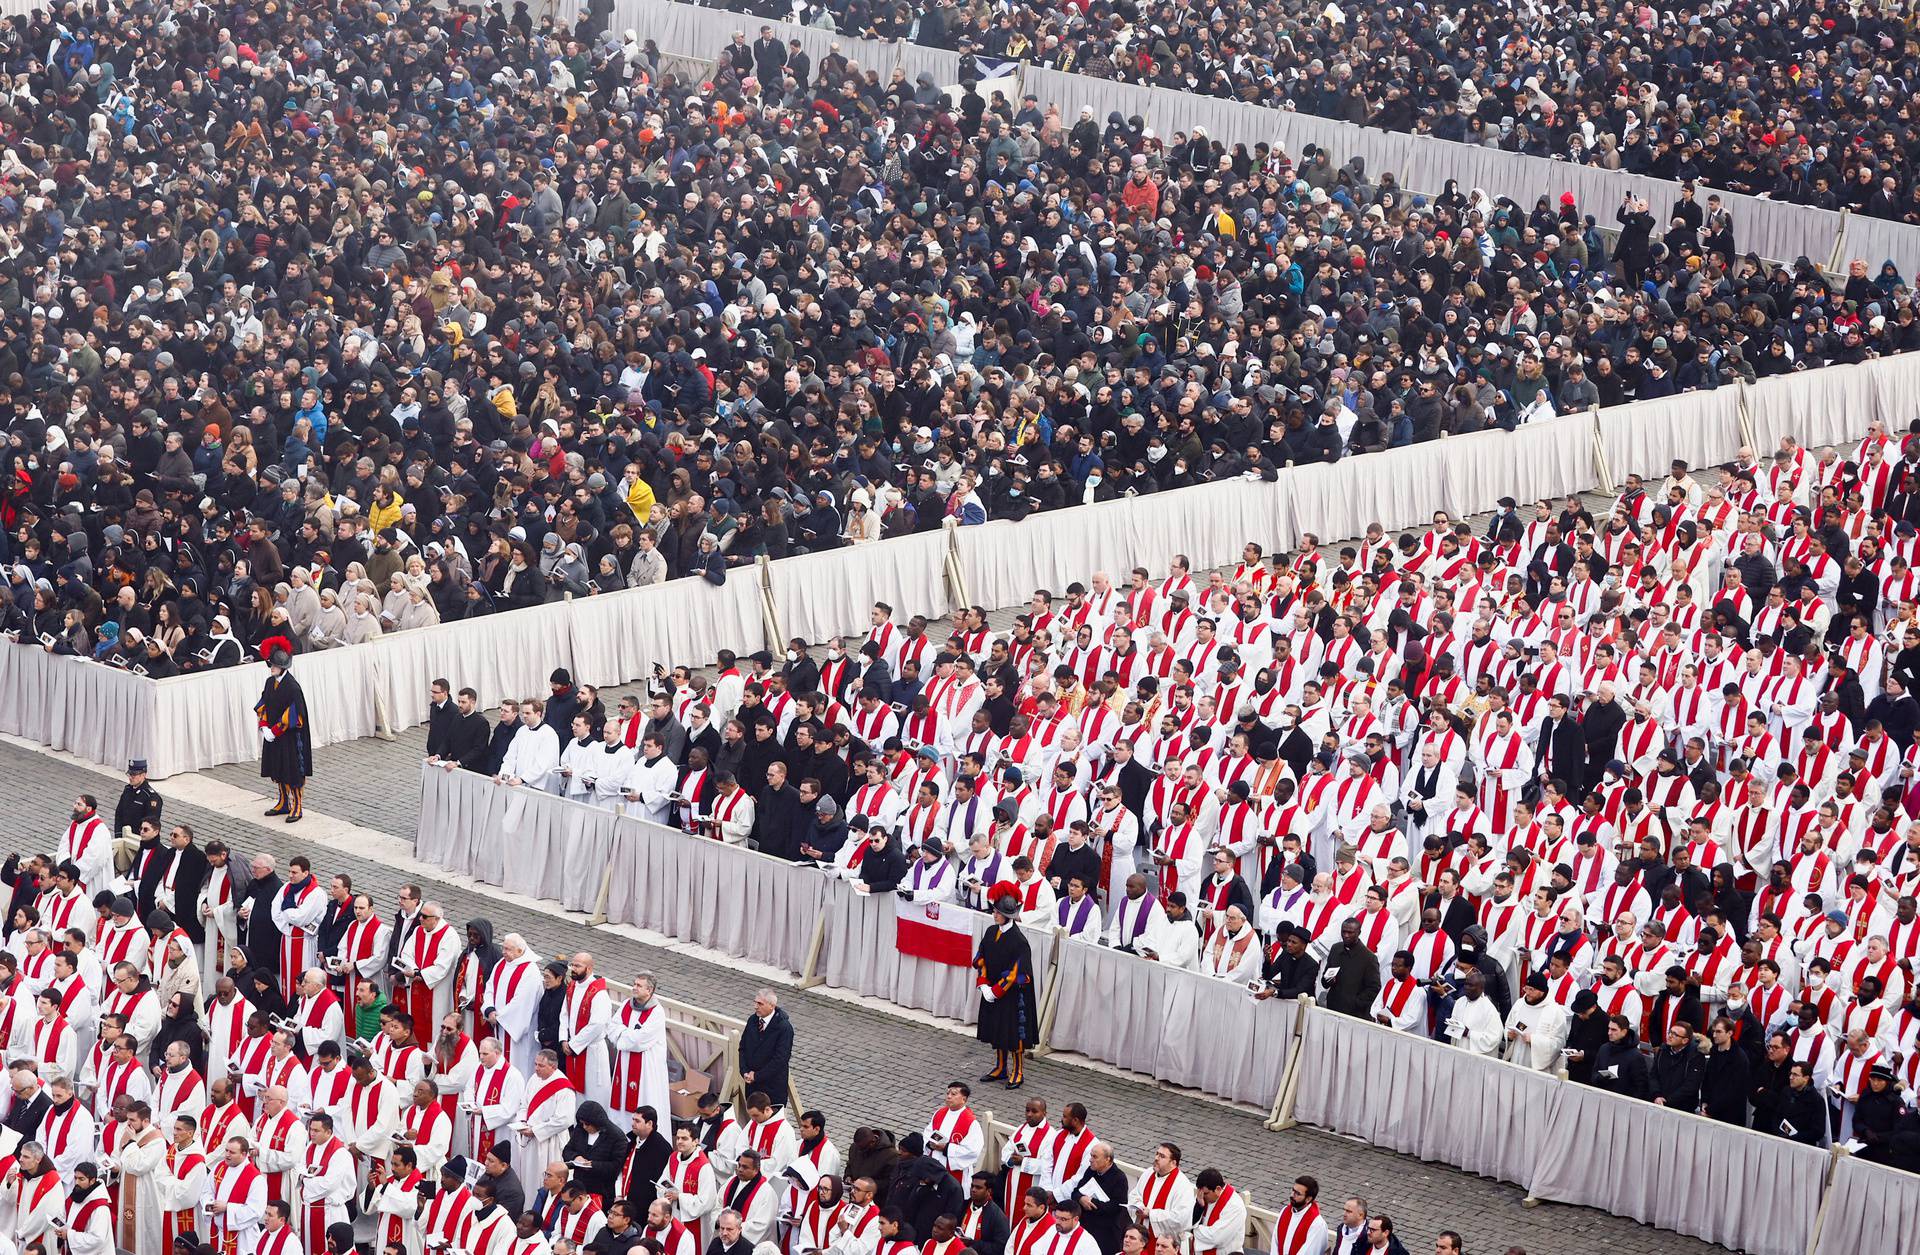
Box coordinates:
[1147,446,1167,462]
[786,650,799,661]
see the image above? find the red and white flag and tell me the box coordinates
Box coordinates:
[896,900,975,966]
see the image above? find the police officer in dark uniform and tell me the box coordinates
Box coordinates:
[113,760,162,875]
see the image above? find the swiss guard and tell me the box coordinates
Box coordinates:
[974,884,1039,1089]
[255,648,314,822]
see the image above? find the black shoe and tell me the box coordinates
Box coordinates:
[286,812,302,824]
[264,804,288,816]
[979,1070,1005,1083]
[1003,1077,1024,1090]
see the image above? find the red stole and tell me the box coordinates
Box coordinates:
[564,978,608,1091]
[341,917,385,1008]
[471,1063,512,1160]
[527,1073,573,1120]
[162,1145,205,1250]
[384,1171,426,1247]
[929,1104,976,1172]
[259,1109,298,1201]
[210,1159,263,1255]
[407,924,452,1033]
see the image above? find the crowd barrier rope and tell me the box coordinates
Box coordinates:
[410,763,1920,1254]
[15,348,1920,779]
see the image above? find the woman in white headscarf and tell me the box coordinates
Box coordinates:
[308,587,349,649]
[380,570,410,627]
[344,592,385,645]
[205,614,245,667]
[396,577,441,631]
[284,568,323,637]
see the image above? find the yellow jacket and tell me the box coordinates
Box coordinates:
[368,495,405,534]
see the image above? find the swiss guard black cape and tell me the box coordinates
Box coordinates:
[973,920,1038,1050]
[256,670,314,786]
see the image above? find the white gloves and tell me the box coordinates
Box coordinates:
[261,728,276,743]
[980,987,997,1003]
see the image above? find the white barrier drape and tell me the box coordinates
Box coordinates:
[1288,1010,1559,1187]
[1528,1083,1828,1255]
[0,643,155,770]
[1286,1007,1835,1255]
[567,576,765,689]
[1597,387,1746,481]
[1747,369,1880,457]
[605,810,827,975]
[1434,413,1598,516]
[414,762,503,873]
[416,762,615,911]
[147,665,263,780]
[421,763,826,962]
[768,530,955,645]
[1809,1155,1920,1255]
[1863,350,1920,434]
[1044,940,1165,1075]
[1044,942,1297,1108]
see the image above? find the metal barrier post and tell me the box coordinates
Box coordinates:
[1801,1146,1848,1255]
[370,655,396,740]
[1828,209,1849,276]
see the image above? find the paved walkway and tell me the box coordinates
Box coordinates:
[14,730,1715,1255]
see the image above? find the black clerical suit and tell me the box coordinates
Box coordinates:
[137,841,209,942]
[621,1130,672,1211]
[1320,937,1383,1017]
[1535,712,1586,795]
[237,869,284,978]
[738,1007,794,1108]
[445,709,494,770]
[959,1202,1009,1255]
[1261,944,1319,999]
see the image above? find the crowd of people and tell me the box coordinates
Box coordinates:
[430,419,1920,1170]
[740,0,1920,225]
[3,0,1918,683]
[0,769,1505,1255]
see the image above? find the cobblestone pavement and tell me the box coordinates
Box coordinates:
[20,759,1711,1254]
